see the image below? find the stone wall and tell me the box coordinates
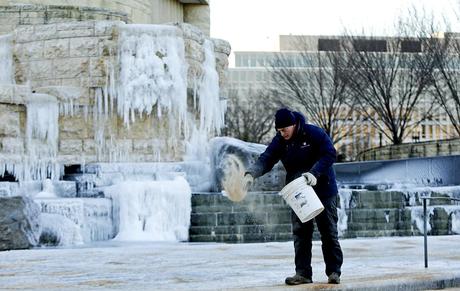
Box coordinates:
[0,1,210,35]
[0,18,230,180]
[357,138,460,161]
[0,5,128,35]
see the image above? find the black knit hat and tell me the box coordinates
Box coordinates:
[275,108,296,129]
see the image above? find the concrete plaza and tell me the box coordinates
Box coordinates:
[0,235,459,290]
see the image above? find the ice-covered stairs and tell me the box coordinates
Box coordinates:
[340,190,460,238]
[341,190,413,238]
[189,192,293,243]
[190,189,460,243]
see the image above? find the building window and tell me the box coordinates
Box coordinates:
[318,39,340,51]
[401,40,421,52]
[353,39,387,52]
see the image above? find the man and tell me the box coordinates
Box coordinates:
[245,108,343,285]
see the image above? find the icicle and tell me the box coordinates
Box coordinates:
[0,34,14,84]
[337,188,352,236]
[116,24,188,128]
[25,93,60,181]
[196,39,224,134]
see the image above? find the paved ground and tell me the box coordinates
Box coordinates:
[0,235,460,290]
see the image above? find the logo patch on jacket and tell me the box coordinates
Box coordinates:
[301,142,310,148]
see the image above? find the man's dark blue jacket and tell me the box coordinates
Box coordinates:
[249,112,338,198]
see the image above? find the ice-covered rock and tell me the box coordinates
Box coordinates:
[0,196,41,250]
[210,137,286,192]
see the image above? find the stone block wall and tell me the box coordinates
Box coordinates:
[0,5,128,35]
[189,192,293,243]
[0,1,210,36]
[14,20,119,90]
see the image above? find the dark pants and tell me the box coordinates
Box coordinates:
[291,195,343,278]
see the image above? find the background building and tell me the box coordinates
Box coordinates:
[228,35,456,160]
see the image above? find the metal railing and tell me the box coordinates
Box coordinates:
[421,196,460,268]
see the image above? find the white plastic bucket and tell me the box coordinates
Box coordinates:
[279,176,324,223]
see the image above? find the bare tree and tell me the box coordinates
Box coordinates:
[431,32,460,137]
[270,38,357,146]
[341,18,439,145]
[222,87,278,143]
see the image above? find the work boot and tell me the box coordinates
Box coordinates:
[285,274,312,285]
[328,272,340,284]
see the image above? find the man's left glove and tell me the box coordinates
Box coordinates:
[302,172,317,186]
[243,172,254,189]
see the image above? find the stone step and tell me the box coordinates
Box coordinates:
[342,229,416,238]
[345,191,405,209]
[347,208,411,223]
[189,232,293,243]
[192,204,289,214]
[190,210,292,227]
[192,192,284,207]
[347,221,412,232]
[189,224,292,236]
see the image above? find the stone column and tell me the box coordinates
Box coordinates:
[183,4,210,37]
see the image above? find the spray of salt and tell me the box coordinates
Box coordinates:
[221,154,251,202]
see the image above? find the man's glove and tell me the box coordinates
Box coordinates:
[243,172,254,189]
[302,172,317,186]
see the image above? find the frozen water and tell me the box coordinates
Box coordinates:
[0,182,19,197]
[37,198,113,245]
[0,93,61,182]
[83,161,211,192]
[104,176,191,242]
[409,206,434,234]
[35,179,57,198]
[0,34,13,84]
[390,184,460,206]
[337,188,352,236]
[39,213,84,246]
[24,93,60,181]
[452,211,460,234]
[116,24,187,128]
[195,39,225,134]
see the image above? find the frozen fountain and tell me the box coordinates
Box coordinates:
[0,18,230,247]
